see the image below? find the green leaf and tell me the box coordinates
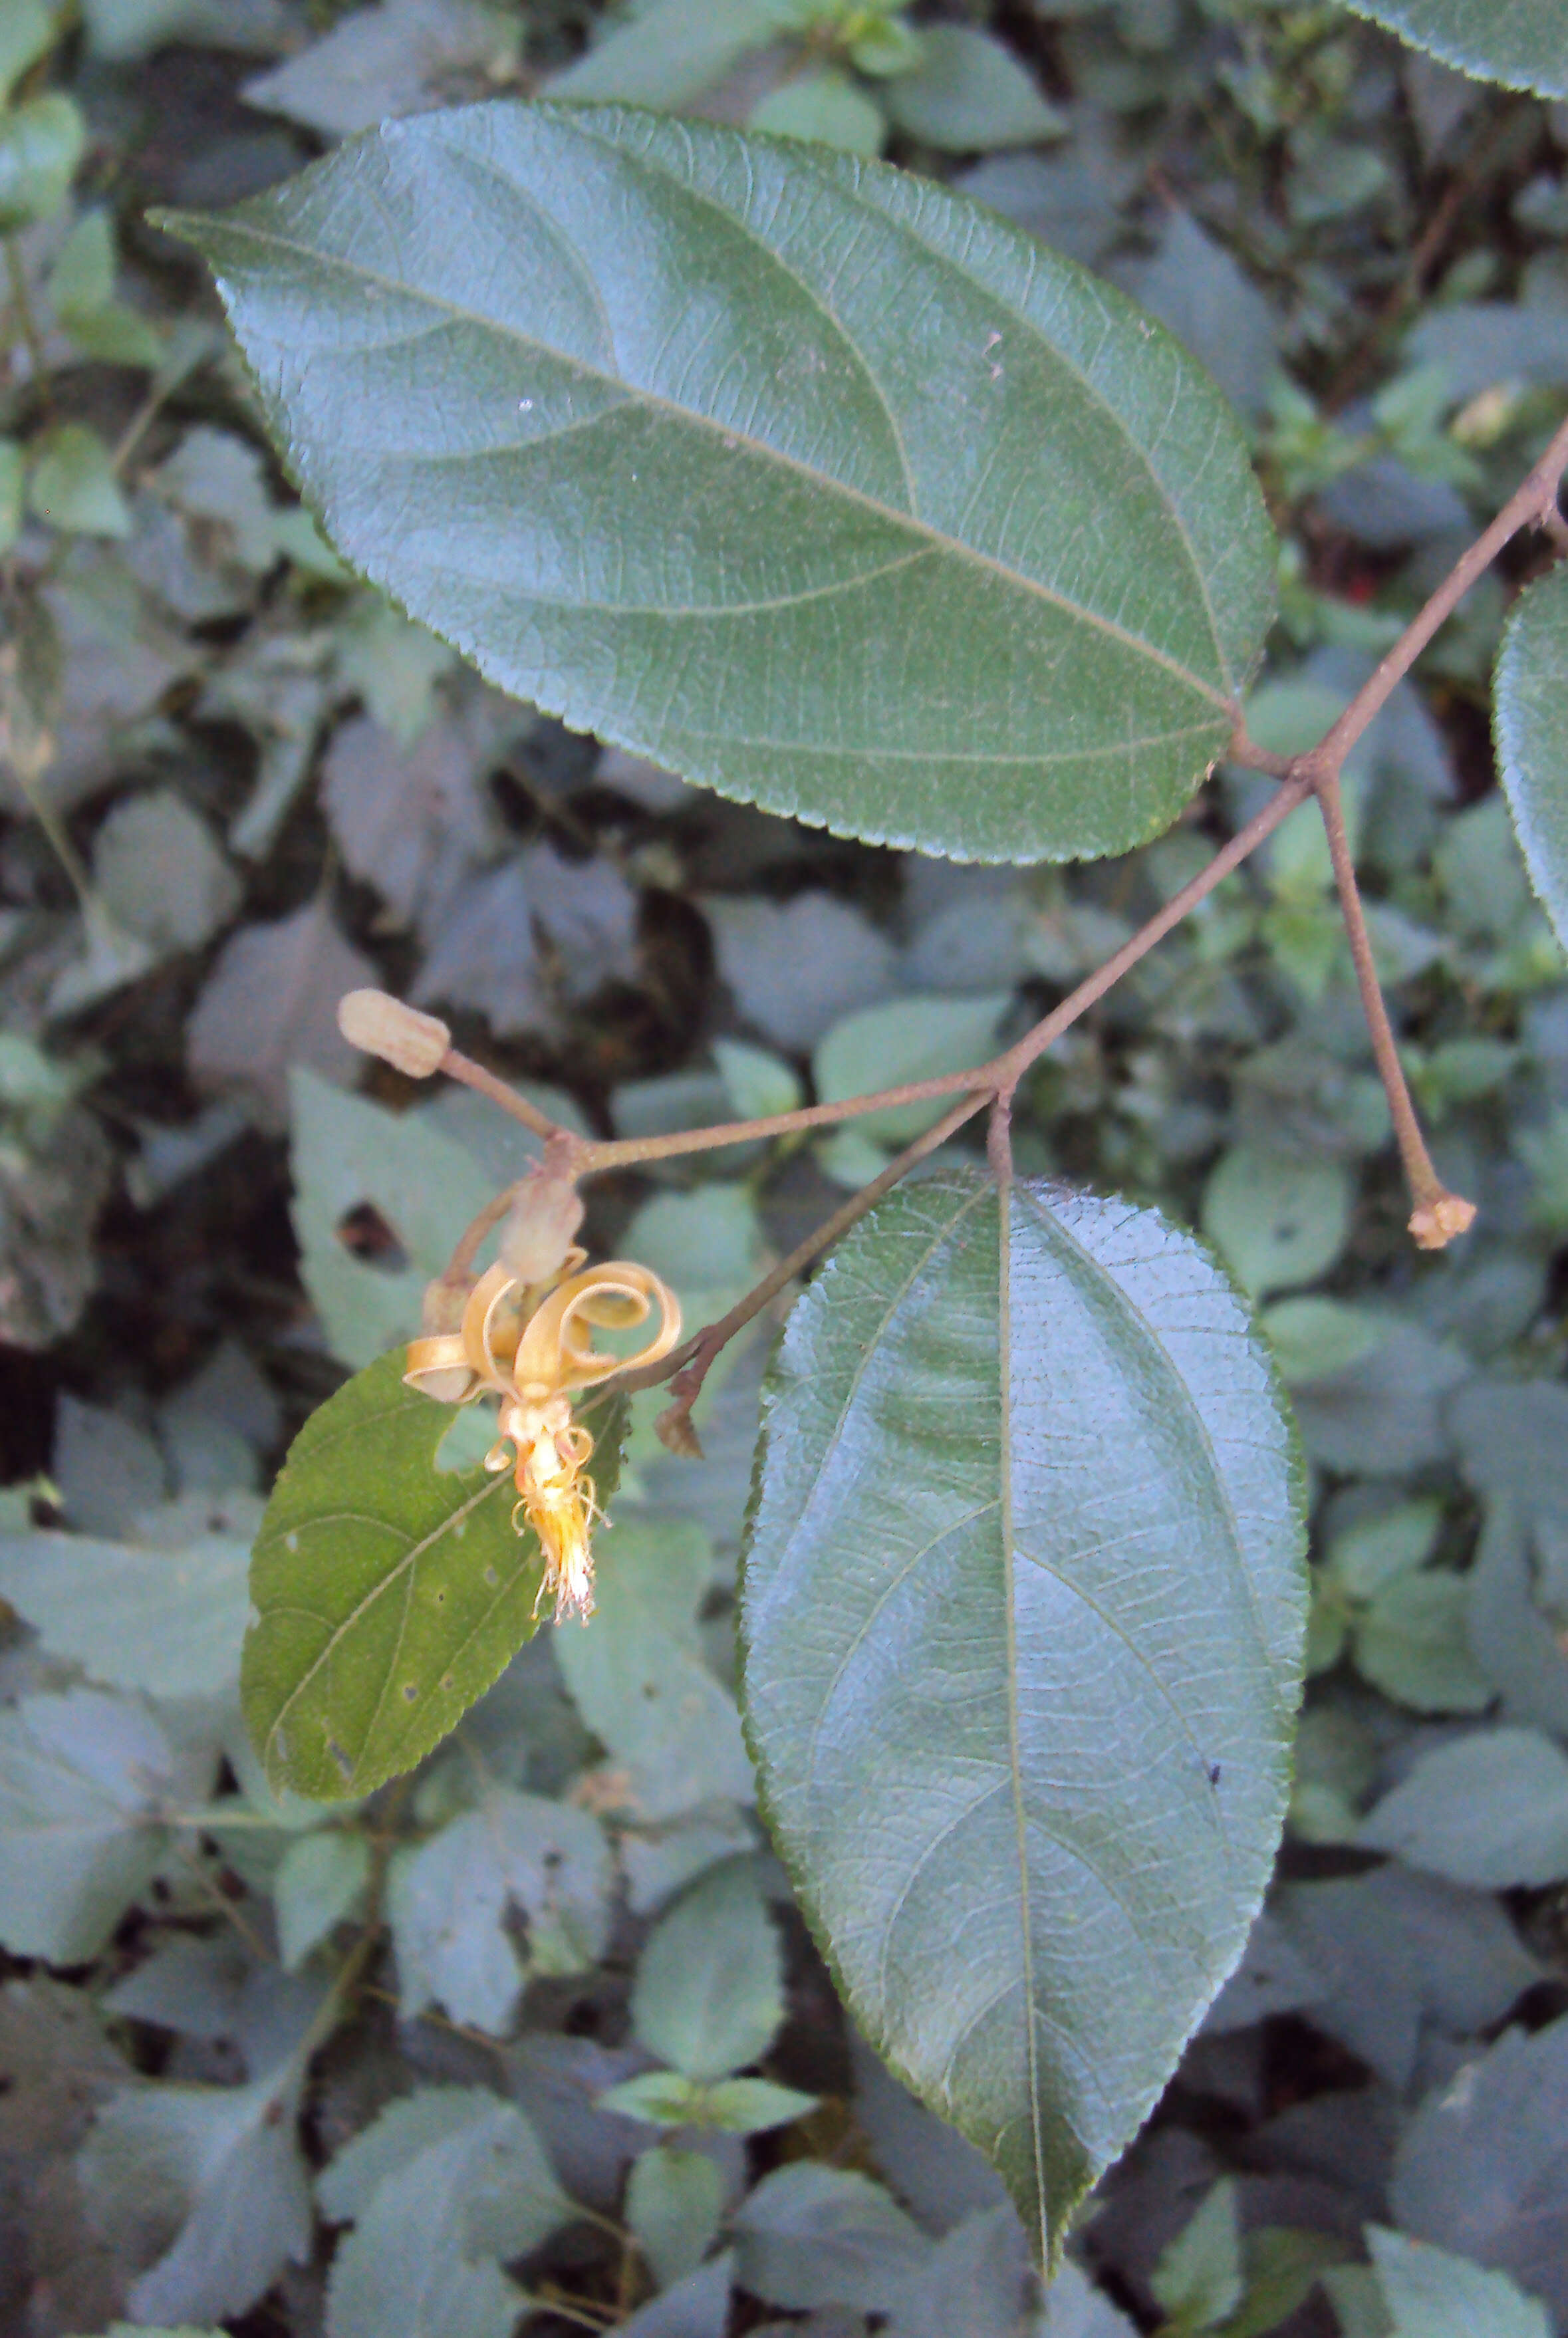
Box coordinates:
[1494,558,1568,956]
[1340,0,1568,98]
[626,2144,725,2289]
[813,993,1007,1144]
[551,1515,753,1821]
[0,2,55,106]
[28,423,132,539]
[632,1859,783,2082]
[598,2070,710,2129]
[1351,1570,1492,1714]
[0,1524,251,1699]
[750,67,888,155]
[273,1828,371,1970]
[713,1036,803,1122]
[1366,2227,1552,2338]
[1202,1145,1353,1300]
[242,1348,628,1799]
[162,101,1275,864]
[1151,2178,1243,2332]
[289,1068,496,1369]
[78,2061,313,2326]
[0,92,83,229]
[699,2075,818,2133]
[731,2163,928,2313]
[882,25,1067,153]
[741,1169,1306,2259]
[1361,1726,1568,1887]
[548,0,784,106]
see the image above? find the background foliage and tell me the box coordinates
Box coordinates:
[1,2,1567,2334]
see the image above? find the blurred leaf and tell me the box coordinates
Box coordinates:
[388,1787,610,2029]
[273,1829,371,1970]
[813,992,1007,1142]
[883,25,1065,152]
[413,845,639,1036]
[168,102,1276,864]
[1201,1146,1352,1299]
[749,68,887,154]
[0,1523,250,1699]
[618,2249,733,2337]
[1392,2014,1568,2324]
[92,789,241,956]
[552,1515,753,1821]
[633,1859,782,2083]
[187,899,378,1127]
[82,0,288,55]
[321,2089,571,2338]
[0,93,84,229]
[1494,556,1568,954]
[713,1036,802,1120]
[1151,2180,1243,2332]
[1261,1296,1383,1386]
[698,2075,817,2133]
[1342,0,1568,98]
[549,0,784,106]
[708,889,896,1054]
[29,426,132,540]
[243,1348,625,1799]
[732,2163,928,2312]
[1366,2227,1551,2337]
[241,0,519,139]
[78,2057,313,2326]
[289,1069,495,1369]
[0,1,56,104]
[1351,1569,1492,1714]
[626,2144,725,2289]
[321,704,496,928]
[0,1690,201,1962]
[1119,211,1279,422]
[1038,2259,1139,2335]
[882,2204,1037,2338]
[1361,1727,1568,1887]
[743,1170,1305,2256]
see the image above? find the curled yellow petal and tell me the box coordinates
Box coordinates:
[403,1333,477,1406]
[513,1263,682,1396]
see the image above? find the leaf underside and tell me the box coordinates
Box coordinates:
[1494,558,1568,954]
[1342,0,1568,98]
[243,1351,626,1800]
[164,101,1276,864]
[740,1170,1306,2261]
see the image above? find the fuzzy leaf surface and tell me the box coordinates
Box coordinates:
[741,1170,1306,2260]
[1494,558,1568,954]
[164,102,1275,864]
[1341,0,1568,96]
[242,1350,626,1799]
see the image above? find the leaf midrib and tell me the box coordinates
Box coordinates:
[195,214,1235,715]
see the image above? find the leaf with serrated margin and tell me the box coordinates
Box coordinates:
[1341,0,1568,97]
[243,1351,626,1801]
[1495,559,1568,954]
[741,1169,1306,2263]
[159,102,1275,865]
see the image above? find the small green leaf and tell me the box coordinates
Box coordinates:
[28,423,132,539]
[742,1170,1306,2259]
[273,1829,371,1970]
[882,25,1066,152]
[1361,1727,1568,1887]
[243,1349,628,1799]
[162,102,1275,864]
[1366,2226,1552,2338]
[1341,0,1568,98]
[549,0,784,106]
[626,2144,725,2289]
[1151,2178,1243,2332]
[699,2075,818,2133]
[1494,558,1568,956]
[713,1036,803,1121]
[0,92,84,229]
[0,1,56,106]
[1202,1146,1353,1300]
[750,68,888,155]
[731,2164,927,2313]
[1351,1571,1492,1714]
[1261,1297,1382,1386]
[633,1859,783,2082]
[813,993,1007,1143]
[598,2071,709,2129]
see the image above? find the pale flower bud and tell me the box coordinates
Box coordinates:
[1409,1191,1478,1251]
[499,1162,585,1285]
[337,989,450,1078]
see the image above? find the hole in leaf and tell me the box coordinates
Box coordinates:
[334,1202,409,1272]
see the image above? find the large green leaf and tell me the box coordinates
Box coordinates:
[740,1170,1306,2260]
[162,102,1275,864]
[243,1353,626,1801]
[1341,0,1568,96]
[1494,559,1568,955]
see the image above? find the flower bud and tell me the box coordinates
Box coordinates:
[499,1162,585,1285]
[1408,1191,1478,1251]
[337,988,450,1078]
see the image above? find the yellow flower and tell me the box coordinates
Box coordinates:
[404,1251,680,1619]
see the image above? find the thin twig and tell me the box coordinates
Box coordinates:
[440,1044,575,1143]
